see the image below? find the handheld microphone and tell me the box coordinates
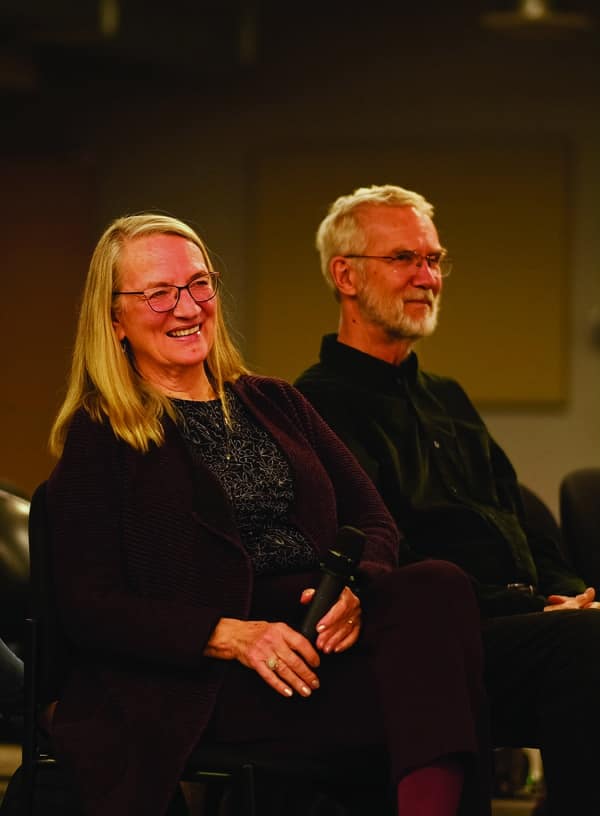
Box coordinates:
[300,525,366,644]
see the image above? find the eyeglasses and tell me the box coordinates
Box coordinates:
[344,250,452,278]
[113,273,220,313]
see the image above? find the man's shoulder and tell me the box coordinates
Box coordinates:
[418,367,466,397]
[295,356,469,400]
[294,361,364,411]
[423,367,477,400]
[294,361,339,391]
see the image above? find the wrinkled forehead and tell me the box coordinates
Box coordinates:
[117,233,208,288]
[356,204,440,249]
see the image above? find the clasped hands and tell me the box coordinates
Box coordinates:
[205,585,361,699]
[544,586,600,611]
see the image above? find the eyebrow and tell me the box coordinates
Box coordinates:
[385,247,447,257]
[142,269,211,288]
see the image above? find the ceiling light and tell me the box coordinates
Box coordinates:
[481,0,593,34]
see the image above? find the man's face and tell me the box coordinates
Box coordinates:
[353,205,443,341]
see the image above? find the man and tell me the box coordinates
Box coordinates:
[295,184,600,816]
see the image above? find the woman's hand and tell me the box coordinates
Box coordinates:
[544,586,600,611]
[300,585,362,654]
[204,618,321,699]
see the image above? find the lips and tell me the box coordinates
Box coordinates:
[167,325,201,338]
[404,289,434,307]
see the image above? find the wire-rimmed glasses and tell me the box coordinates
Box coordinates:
[343,250,452,278]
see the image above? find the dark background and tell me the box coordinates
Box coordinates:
[1,0,599,509]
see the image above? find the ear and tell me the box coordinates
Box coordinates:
[330,256,360,297]
[112,314,126,342]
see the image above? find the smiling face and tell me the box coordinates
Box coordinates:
[112,233,217,396]
[352,204,443,341]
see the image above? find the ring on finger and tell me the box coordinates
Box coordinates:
[266,655,279,671]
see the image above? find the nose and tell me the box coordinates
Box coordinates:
[411,258,442,291]
[173,284,202,316]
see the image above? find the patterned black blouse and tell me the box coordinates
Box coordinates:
[173,389,319,575]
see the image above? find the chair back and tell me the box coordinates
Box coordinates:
[560,468,600,591]
[27,481,71,704]
[518,483,565,555]
[22,480,73,816]
[0,483,30,648]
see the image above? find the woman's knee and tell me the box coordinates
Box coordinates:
[364,559,478,622]
[375,559,473,598]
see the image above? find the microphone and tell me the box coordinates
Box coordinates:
[300,526,366,644]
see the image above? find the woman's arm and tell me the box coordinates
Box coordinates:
[276,380,402,573]
[46,411,234,669]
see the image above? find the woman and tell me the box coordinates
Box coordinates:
[45,214,490,816]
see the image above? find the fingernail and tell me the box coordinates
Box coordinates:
[283,687,293,697]
[301,686,311,696]
[311,679,320,689]
[317,624,326,632]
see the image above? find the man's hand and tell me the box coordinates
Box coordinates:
[544,586,600,611]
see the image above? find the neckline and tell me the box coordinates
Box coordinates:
[172,396,221,405]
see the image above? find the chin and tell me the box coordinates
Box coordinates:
[386,314,438,341]
[403,304,439,338]
[169,351,209,368]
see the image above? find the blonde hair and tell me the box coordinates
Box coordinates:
[315,184,435,298]
[49,213,248,456]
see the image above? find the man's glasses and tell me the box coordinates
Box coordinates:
[113,273,220,313]
[344,250,452,278]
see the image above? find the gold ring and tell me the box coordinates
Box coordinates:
[266,655,279,671]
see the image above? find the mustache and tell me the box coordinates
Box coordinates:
[403,290,436,306]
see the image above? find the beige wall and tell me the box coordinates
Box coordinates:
[1,156,95,494]
[250,140,569,406]
[2,9,599,515]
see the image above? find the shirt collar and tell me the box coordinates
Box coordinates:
[319,333,420,391]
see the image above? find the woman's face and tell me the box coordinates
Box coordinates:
[112,233,217,390]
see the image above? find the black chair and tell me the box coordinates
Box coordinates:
[490,486,553,802]
[0,482,30,656]
[559,467,600,592]
[19,481,391,816]
[519,483,564,558]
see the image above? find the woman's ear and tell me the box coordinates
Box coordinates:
[330,256,359,297]
[112,313,126,342]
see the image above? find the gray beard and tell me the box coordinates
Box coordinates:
[357,288,441,341]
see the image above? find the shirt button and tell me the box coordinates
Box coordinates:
[450,486,458,494]
[433,440,440,449]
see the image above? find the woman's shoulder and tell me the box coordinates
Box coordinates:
[48,408,122,495]
[59,407,118,458]
[234,373,303,401]
[67,406,111,434]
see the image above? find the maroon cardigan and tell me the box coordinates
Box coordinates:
[46,375,399,816]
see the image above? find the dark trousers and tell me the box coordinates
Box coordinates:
[210,560,491,815]
[483,609,600,815]
[4,561,491,816]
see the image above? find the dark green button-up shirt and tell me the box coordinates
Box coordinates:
[295,334,585,617]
